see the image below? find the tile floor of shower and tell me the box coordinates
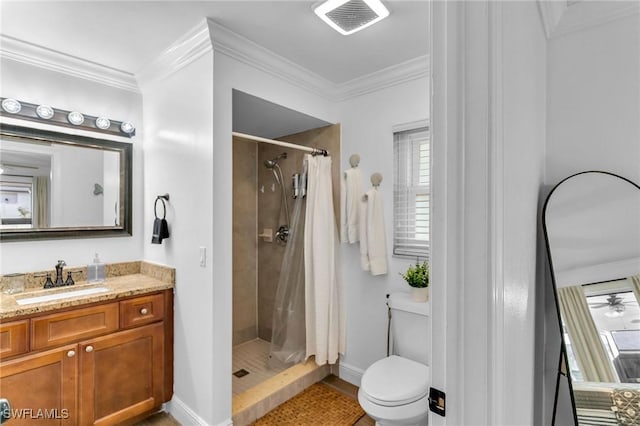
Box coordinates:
[232,338,285,395]
[232,338,331,425]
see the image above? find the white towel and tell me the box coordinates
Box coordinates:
[359,188,388,275]
[340,168,362,243]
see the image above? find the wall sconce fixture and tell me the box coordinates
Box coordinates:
[0,97,136,137]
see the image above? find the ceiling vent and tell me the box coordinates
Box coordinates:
[314,0,390,35]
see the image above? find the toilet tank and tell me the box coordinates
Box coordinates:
[389,292,430,365]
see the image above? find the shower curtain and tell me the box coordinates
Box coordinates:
[269,162,308,369]
[269,154,345,368]
[304,154,345,365]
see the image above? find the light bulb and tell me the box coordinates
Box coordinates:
[120,121,135,134]
[1,98,21,114]
[68,111,85,125]
[36,105,54,119]
[95,117,111,129]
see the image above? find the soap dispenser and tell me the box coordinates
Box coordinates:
[87,253,106,283]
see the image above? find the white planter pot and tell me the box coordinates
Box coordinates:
[411,287,429,302]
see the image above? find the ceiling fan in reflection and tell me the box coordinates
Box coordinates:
[589,294,633,318]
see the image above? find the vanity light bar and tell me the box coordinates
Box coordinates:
[0,97,135,137]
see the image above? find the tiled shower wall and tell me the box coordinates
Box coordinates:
[233,124,341,346]
[233,140,258,345]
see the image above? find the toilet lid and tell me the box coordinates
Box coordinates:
[361,355,430,407]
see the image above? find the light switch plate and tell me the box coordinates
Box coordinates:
[199,247,206,267]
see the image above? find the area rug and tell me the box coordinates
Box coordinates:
[252,383,365,425]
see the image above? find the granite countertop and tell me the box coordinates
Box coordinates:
[0,261,174,320]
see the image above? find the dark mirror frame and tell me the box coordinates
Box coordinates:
[0,123,132,241]
[542,170,640,426]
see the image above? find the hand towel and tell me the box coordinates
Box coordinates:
[151,217,169,244]
[359,188,388,275]
[340,168,362,243]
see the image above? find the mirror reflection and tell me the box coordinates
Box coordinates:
[1,138,121,229]
[544,171,640,425]
[0,124,131,240]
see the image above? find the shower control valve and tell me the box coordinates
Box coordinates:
[275,225,289,245]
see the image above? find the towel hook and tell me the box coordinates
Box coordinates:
[349,154,360,168]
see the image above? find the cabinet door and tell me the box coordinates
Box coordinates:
[78,323,164,425]
[0,344,77,425]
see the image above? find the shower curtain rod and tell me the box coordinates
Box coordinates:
[232,132,329,156]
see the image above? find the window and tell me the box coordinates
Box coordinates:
[393,125,429,258]
[0,177,33,228]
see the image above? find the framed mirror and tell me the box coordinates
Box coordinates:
[0,123,132,241]
[543,171,640,425]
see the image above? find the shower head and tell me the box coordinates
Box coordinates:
[264,152,287,169]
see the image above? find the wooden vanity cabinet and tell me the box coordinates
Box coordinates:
[0,289,173,426]
[0,343,78,425]
[79,323,164,425]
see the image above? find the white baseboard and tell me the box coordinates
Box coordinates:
[338,362,365,387]
[166,396,232,426]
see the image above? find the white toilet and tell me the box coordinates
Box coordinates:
[358,292,430,426]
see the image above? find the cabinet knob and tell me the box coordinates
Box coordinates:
[140,308,149,315]
[67,350,75,358]
[85,346,94,353]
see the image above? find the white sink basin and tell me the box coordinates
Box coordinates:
[15,286,110,306]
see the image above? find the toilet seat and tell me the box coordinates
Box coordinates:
[360,355,430,407]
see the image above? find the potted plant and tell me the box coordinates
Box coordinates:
[401,259,429,302]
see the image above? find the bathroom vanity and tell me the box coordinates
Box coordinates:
[0,263,174,425]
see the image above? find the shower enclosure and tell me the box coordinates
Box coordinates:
[231,124,341,396]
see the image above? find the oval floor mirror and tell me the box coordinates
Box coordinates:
[543,171,640,425]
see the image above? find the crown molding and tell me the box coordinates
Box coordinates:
[336,55,429,101]
[537,1,567,39]
[1,19,429,103]
[0,35,139,93]
[207,19,339,101]
[135,20,212,89]
[207,19,428,102]
[538,0,639,40]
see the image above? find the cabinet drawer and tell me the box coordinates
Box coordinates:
[32,303,119,350]
[120,293,165,329]
[0,320,29,359]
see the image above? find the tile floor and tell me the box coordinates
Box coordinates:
[232,338,286,395]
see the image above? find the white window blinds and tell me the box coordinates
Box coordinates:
[393,126,429,258]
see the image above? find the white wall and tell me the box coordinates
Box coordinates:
[0,58,144,273]
[546,13,640,185]
[140,52,216,425]
[337,76,429,383]
[543,9,640,424]
[141,26,366,418]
